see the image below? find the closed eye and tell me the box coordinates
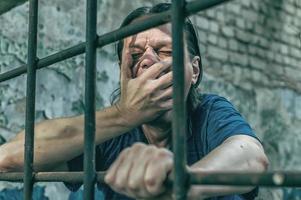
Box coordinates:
[131,53,143,62]
[157,50,172,57]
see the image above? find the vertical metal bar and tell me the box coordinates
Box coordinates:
[83,0,97,199]
[172,0,188,200]
[23,0,38,199]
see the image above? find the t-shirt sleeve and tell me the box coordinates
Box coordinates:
[205,96,260,200]
[206,96,259,152]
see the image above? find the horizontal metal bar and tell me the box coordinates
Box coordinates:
[0,0,231,82]
[1,171,301,187]
[0,43,85,82]
[189,171,301,187]
[0,172,105,183]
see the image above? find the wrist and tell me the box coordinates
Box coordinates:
[114,102,138,129]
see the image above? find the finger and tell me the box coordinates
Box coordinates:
[140,59,172,80]
[105,148,129,186]
[144,150,173,196]
[154,71,173,90]
[120,50,133,83]
[113,147,137,193]
[159,98,173,110]
[152,86,172,102]
[127,146,155,198]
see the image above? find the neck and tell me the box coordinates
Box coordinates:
[142,119,172,148]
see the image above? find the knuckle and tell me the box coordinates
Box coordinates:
[119,147,130,157]
[145,82,155,93]
[104,174,113,184]
[136,76,143,84]
[114,179,125,190]
[132,142,145,150]
[128,180,139,191]
[145,145,157,153]
[144,175,157,189]
[145,179,160,195]
[156,148,173,159]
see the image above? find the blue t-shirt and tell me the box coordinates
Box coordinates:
[65,94,259,200]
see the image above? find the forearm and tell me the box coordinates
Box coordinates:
[188,135,269,199]
[0,105,134,172]
[0,117,85,171]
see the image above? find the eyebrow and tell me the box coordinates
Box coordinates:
[129,39,172,50]
[129,44,144,50]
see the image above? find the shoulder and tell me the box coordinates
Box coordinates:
[192,93,237,120]
[199,93,235,110]
[193,93,256,152]
[197,93,250,128]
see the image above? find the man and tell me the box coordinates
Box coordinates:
[0,3,268,200]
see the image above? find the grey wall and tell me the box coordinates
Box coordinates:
[192,1,301,199]
[0,0,300,199]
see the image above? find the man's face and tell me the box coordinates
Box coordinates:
[122,24,200,122]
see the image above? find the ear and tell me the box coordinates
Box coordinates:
[191,56,200,85]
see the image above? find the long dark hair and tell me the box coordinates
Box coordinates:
[111,3,203,113]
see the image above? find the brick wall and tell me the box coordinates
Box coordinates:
[0,0,300,199]
[191,1,301,198]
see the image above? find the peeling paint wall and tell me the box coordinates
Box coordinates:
[0,0,300,199]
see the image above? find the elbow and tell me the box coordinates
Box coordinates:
[257,151,269,172]
[253,140,269,172]
[0,154,15,172]
[234,136,269,172]
[248,140,269,172]
[0,144,24,172]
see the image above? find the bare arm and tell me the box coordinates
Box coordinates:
[187,135,269,199]
[0,105,134,172]
[103,135,269,200]
[0,51,173,172]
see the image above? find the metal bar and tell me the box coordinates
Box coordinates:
[172,0,188,200]
[23,0,38,199]
[0,43,85,82]
[83,0,97,199]
[96,0,231,48]
[0,172,105,183]
[0,0,231,83]
[189,171,301,187]
[1,171,301,187]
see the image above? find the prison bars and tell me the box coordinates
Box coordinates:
[172,0,188,199]
[1,171,301,187]
[23,0,38,199]
[83,0,97,199]
[0,0,231,82]
[1,0,301,199]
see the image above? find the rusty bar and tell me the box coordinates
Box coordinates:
[83,0,97,199]
[189,171,301,187]
[0,0,231,82]
[171,0,188,199]
[1,171,301,187]
[23,0,38,199]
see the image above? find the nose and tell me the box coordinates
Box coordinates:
[139,47,160,70]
